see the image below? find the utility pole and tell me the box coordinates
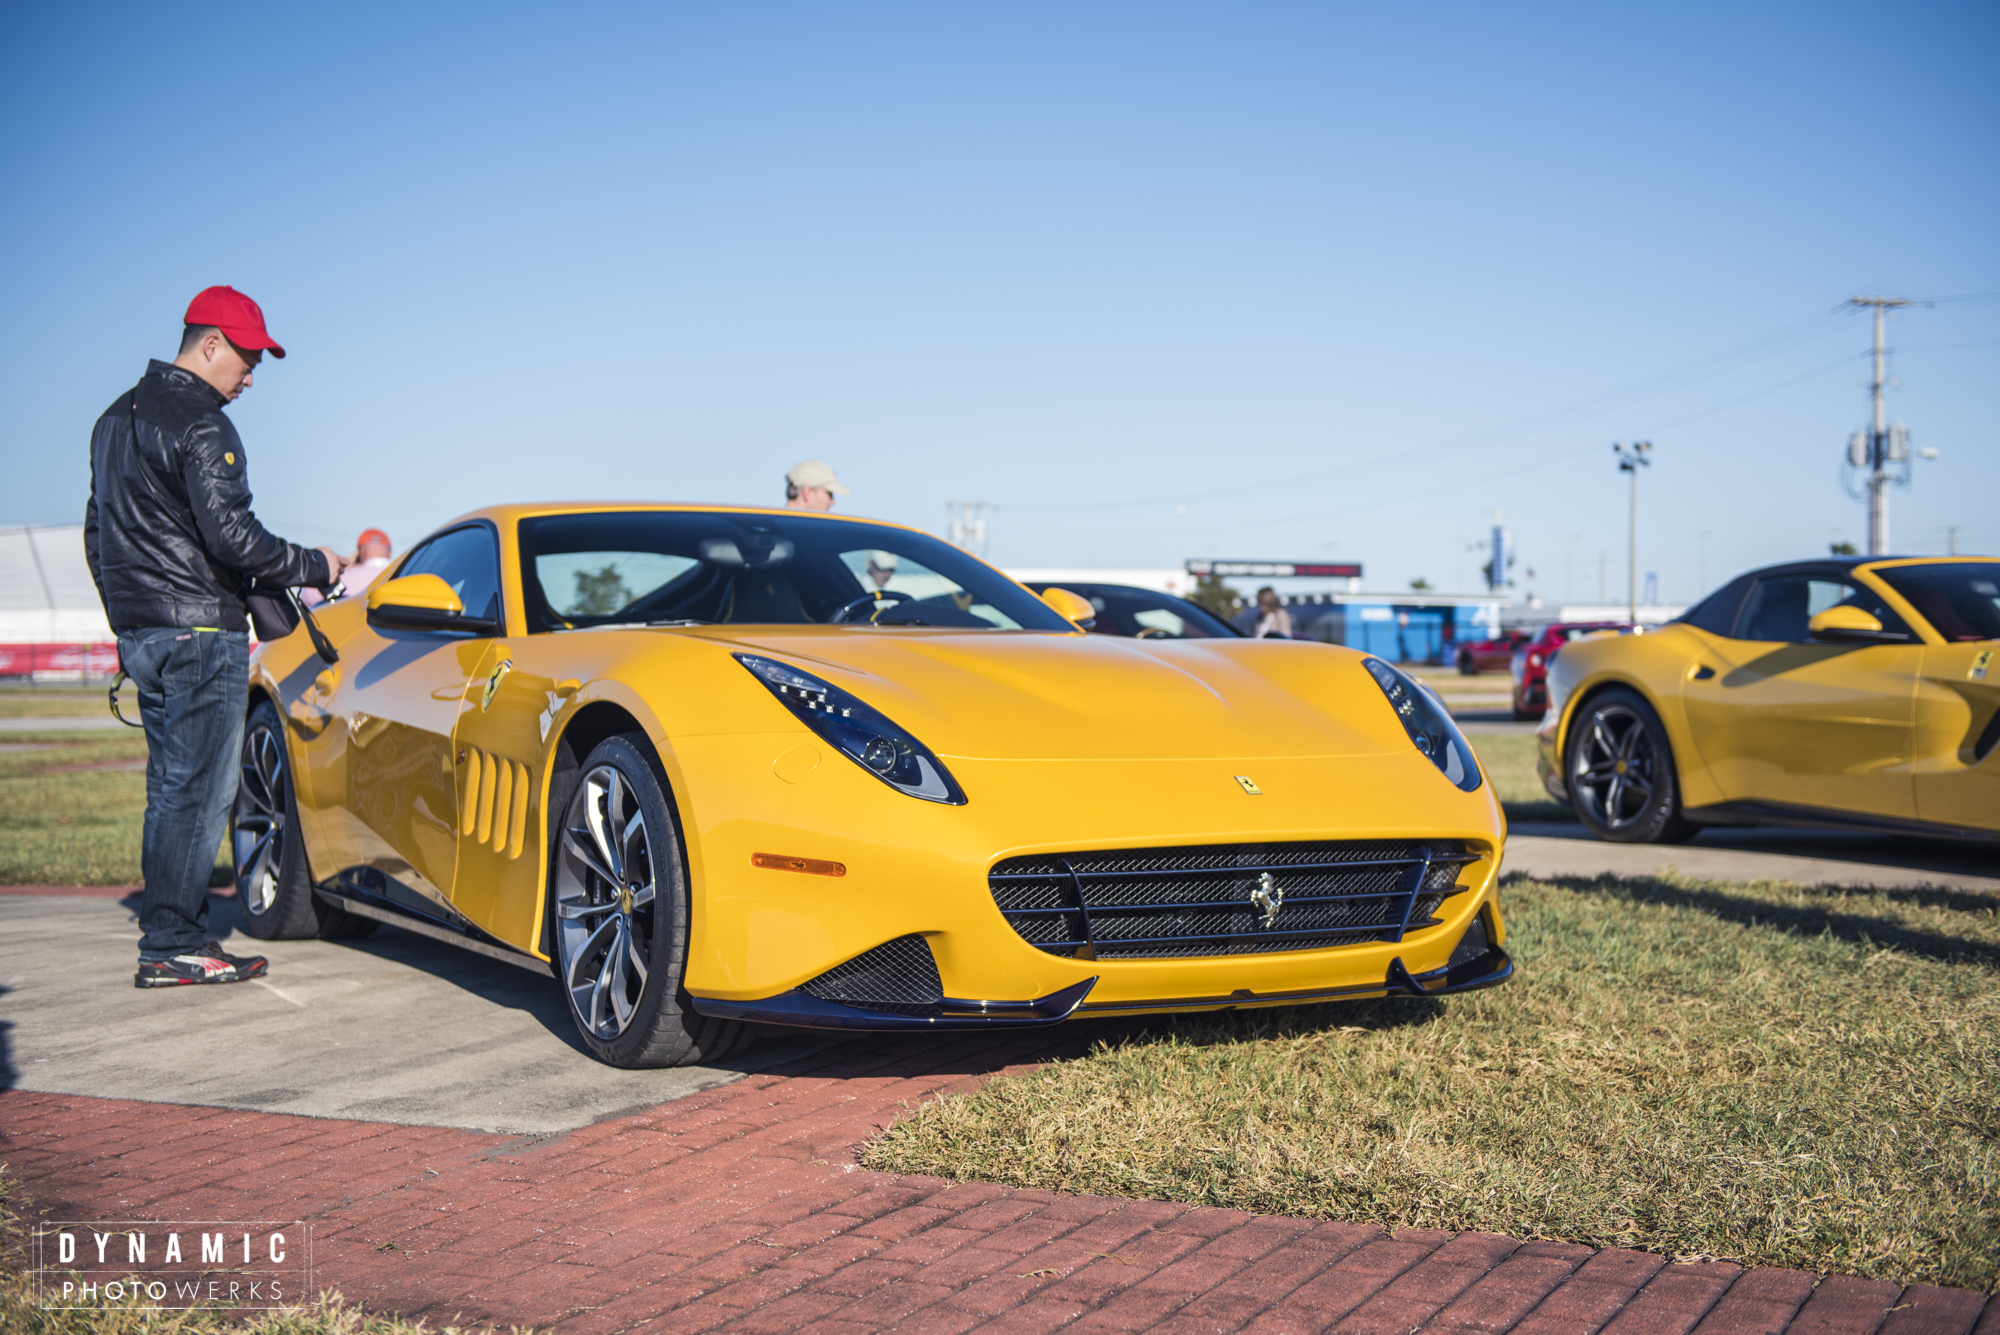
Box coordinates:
[945,501,995,559]
[1613,441,1652,622]
[1848,296,1910,555]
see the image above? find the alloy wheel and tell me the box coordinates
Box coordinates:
[554,763,658,1039]
[233,721,288,915]
[1570,704,1659,832]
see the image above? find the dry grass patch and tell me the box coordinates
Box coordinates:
[864,872,2000,1288]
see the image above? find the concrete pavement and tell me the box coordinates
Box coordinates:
[0,892,835,1134]
[1504,822,2000,892]
[0,714,131,731]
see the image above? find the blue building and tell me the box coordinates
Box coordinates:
[1238,592,1507,664]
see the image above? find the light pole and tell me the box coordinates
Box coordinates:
[1613,441,1652,623]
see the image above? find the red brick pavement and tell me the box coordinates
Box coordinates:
[2,1029,1990,1335]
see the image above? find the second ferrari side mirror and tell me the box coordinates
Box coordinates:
[1039,587,1097,630]
[368,573,500,634]
[1807,605,1904,644]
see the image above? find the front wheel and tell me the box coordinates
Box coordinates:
[234,700,377,940]
[549,733,749,1067]
[1457,651,1476,675]
[1565,688,1697,844]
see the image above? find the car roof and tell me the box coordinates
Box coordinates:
[425,501,938,543]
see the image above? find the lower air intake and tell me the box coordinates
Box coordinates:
[989,839,1478,959]
[799,935,945,1015]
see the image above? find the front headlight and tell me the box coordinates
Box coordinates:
[1360,657,1483,793]
[736,654,967,804]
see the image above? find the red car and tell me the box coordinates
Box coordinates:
[1511,622,1636,719]
[1454,629,1531,675]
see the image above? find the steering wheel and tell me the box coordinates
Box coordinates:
[1134,627,1173,639]
[830,590,913,624]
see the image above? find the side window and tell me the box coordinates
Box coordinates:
[398,527,502,624]
[1734,576,1908,643]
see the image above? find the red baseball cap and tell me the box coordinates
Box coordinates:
[183,285,286,358]
[356,528,391,551]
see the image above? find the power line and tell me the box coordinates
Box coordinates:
[997,305,1862,514]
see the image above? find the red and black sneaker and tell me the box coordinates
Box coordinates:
[134,943,270,988]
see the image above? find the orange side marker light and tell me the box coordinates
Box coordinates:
[751,852,848,878]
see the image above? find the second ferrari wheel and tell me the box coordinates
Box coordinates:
[1566,688,1696,844]
[550,733,748,1067]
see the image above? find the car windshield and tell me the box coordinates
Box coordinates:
[1873,563,2000,642]
[1023,583,1242,639]
[517,511,1073,632]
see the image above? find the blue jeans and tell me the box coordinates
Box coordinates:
[117,627,249,958]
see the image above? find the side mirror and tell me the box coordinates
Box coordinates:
[1039,587,1097,630]
[367,574,499,634]
[1807,605,1904,643]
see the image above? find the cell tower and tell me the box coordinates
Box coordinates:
[1844,296,1938,554]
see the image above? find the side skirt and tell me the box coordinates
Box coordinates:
[1683,799,2000,845]
[315,870,554,977]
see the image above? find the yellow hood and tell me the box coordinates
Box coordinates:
[697,627,1413,762]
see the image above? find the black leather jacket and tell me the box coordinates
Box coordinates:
[84,360,330,632]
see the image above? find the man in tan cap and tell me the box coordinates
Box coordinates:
[784,459,849,512]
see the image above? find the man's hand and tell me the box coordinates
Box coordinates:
[314,547,352,588]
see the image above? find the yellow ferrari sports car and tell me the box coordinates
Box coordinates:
[1537,556,2000,844]
[236,503,1510,1067]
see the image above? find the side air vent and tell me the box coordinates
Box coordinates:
[459,747,530,859]
[799,935,945,1015]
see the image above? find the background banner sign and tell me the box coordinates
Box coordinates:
[32,1220,312,1311]
[1185,560,1364,579]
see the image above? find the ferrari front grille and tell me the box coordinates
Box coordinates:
[799,934,945,1014]
[988,839,1479,960]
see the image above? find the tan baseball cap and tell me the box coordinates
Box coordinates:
[785,458,850,494]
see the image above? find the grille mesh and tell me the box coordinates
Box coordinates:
[800,934,944,1014]
[990,839,1474,959]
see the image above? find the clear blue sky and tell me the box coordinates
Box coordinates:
[4,2,1994,605]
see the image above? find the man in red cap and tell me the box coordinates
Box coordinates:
[85,286,350,989]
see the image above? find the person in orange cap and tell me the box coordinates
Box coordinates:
[303,528,393,606]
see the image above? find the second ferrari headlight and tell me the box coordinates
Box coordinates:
[736,654,967,805]
[1361,657,1483,793]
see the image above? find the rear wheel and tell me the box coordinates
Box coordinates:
[1566,688,1697,844]
[549,733,749,1067]
[234,699,377,940]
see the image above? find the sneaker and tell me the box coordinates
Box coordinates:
[134,943,269,988]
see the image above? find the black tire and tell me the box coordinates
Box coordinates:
[234,699,378,941]
[1457,651,1476,676]
[547,733,749,1067]
[1565,687,1697,844]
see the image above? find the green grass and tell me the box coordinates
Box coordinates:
[863,871,2000,1288]
[1467,731,1574,824]
[0,732,227,886]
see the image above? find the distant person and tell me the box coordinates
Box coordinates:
[85,285,348,990]
[866,551,898,589]
[1254,587,1294,639]
[303,528,392,606]
[784,459,849,512]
